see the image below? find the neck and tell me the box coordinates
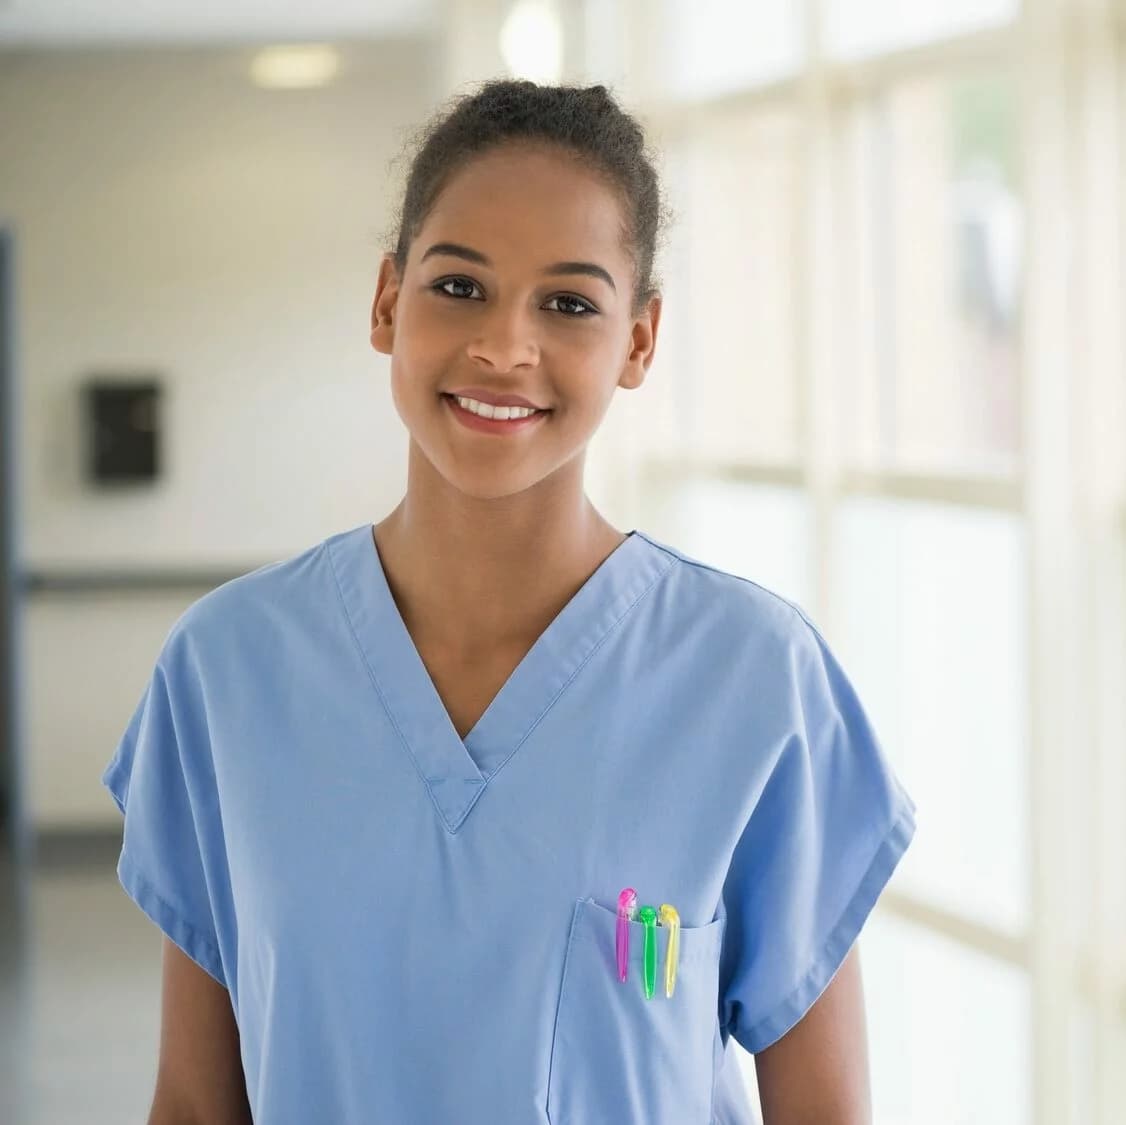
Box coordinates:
[371,451,627,657]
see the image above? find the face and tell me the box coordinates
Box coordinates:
[369,144,661,502]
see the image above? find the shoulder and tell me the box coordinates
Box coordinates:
[633,529,827,666]
[155,526,350,673]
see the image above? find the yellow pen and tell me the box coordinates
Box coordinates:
[658,904,680,998]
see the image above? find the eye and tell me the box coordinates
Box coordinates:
[543,294,598,319]
[432,277,482,301]
[430,278,598,319]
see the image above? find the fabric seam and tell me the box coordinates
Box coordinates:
[117,846,225,986]
[485,549,680,786]
[734,797,916,1053]
[544,897,585,1125]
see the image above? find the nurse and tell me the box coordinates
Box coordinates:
[102,78,916,1124]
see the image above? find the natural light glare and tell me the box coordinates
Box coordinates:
[678,109,801,464]
[861,912,1032,1124]
[834,497,1030,937]
[499,0,563,85]
[660,0,802,99]
[826,0,1018,59]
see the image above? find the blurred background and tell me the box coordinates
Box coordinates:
[0,0,1123,1122]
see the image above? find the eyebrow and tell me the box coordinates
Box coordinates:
[420,241,616,293]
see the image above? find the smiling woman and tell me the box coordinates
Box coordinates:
[102,77,914,1125]
[367,100,666,508]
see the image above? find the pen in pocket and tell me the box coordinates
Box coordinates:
[616,888,638,982]
[659,904,680,998]
[639,906,658,998]
[615,887,680,998]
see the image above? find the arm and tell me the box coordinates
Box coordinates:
[753,944,873,1125]
[148,936,254,1125]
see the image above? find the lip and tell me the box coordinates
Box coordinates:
[445,386,550,411]
[443,394,550,435]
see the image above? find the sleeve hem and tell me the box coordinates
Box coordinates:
[116,847,227,989]
[733,796,917,1055]
[101,757,128,817]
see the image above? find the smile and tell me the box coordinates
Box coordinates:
[442,393,551,435]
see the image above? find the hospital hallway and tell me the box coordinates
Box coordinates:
[0,834,165,1123]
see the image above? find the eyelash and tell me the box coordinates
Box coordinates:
[430,277,598,319]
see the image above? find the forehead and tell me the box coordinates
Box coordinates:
[416,145,631,272]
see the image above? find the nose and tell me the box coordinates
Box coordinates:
[465,299,539,371]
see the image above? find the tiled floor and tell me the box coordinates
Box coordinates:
[1,835,164,1125]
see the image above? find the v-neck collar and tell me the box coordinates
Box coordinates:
[326,522,676,832]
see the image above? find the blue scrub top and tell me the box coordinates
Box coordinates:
[101,523,916,1125]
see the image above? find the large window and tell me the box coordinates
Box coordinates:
[599,0,1126,1120]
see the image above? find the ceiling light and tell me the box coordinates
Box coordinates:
[499,0,562,84]
[250,44,340,90]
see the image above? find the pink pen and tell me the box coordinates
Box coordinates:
[616,888,638,981]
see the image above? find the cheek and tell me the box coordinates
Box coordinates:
[563,360,619,416]
[388,341,440,405]
[386,358,419,424]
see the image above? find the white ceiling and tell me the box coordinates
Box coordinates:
[0,0,441,48]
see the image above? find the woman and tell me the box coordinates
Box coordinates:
[103,78,916,1124]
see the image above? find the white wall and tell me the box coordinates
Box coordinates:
[0,40,444,828]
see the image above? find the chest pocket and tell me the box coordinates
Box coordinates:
[546,896,726,1125]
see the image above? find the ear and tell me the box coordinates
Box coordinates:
[618,293,662,391]
[370,254,401,356]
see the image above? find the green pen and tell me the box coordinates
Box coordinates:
[638,905,658,999]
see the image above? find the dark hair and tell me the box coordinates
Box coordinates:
[383,78,672,319]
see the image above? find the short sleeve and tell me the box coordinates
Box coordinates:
[101,623,229,988]
[719,612,917,1054]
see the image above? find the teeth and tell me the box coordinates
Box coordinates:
[454,395,540,420]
